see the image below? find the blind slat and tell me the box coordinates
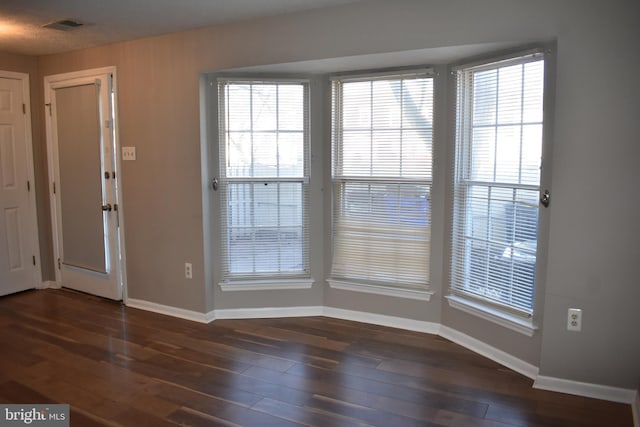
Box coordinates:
[451,55,545,315]
[331,74,433,289]
[218,80,310,280]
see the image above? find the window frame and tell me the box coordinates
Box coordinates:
[216,77,313,290]
[447,47,553,335]
[328,68,436,301]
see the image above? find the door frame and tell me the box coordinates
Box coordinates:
[44,66,127,300]
[0,70,42,289]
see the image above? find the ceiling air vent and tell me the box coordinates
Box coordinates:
[42,19,84,31]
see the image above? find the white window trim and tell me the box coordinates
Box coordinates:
[329,68,435,294]
[446,294,538,336]
[448,48,549,325]
[219,278,315,292]
[217,78,312,283]
[328,279,434,301]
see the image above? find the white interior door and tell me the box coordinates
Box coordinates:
[45,68,123,300]
[0,73,40,296]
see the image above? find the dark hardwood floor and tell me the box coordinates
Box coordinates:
[0,289,633,426]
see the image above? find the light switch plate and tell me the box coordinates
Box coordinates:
[122,146,136,161]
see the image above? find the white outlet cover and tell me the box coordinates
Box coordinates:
[122,146,136,161]
[567,308,582,331]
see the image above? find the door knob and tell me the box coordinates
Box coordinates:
[101,203,112,212]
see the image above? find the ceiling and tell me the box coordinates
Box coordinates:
[0,0,368,56]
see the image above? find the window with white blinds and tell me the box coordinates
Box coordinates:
[330,72,433,292]
[218,79,309,281]
[451,53,545,315]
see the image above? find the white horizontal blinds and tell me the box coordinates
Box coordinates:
[331,73,433,288]
[451,53,545,315]
[218,80,309,280]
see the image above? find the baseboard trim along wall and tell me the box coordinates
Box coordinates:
[323,307,440,334]
[214,306,323,320]
[126,298,211,324]
[533,376,638,405]
[125,298,637,407]
[213,305,440,334]
[37,280,61,289]
[439,325,539,380]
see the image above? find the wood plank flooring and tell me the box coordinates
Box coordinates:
[0,289,633,426]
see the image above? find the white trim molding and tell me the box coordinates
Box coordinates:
[214,305,438,334]
[126,298,211,324]
[37,281,61,290]
[533,376,638,405]
[218,278,314,292]
[446,295,538,337]
[439,325,539,380]
[328,279,434,301]
[215,306,323,319]
[35,281,49,290]
[324,306,439,334]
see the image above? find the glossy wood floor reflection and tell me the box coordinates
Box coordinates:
[0,290,633,426]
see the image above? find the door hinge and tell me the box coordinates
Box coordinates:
[27,181,30,192]
[45,103,52,116]
[53,182,56,194]
[57,258,61,269]
[22,103,26,114]
[32,255,36,266]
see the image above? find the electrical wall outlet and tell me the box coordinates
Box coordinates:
[567,308,582,331]
[185,262,192,279]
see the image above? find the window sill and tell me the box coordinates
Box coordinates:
[219,278,314,292]
[328,279,434,301]
[445,294,538,337]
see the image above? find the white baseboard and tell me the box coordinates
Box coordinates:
[126,298,211,324]
[37,280,61,289]
[633,389,639,427]
[324,307,440,334]
[125,300,438,334]
[215,306,323,320]
[533,375,637,404]
[439,325,539,380]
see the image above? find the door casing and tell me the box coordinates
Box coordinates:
[44,66,127,300]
